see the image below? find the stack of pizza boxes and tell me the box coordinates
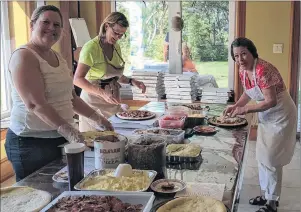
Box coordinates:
[200,88,230,104]
[130,70,166,101]
[164,73,198,103]
[120,83,133,100]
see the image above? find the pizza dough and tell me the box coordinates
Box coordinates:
[116,110,156,120]
[1,186,52,212]
[157,196,227,212]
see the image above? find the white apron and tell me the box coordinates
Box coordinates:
[79,42,125,132]
[243,59,297,167]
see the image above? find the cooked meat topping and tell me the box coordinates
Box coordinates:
[47,195,143,212]
[161,182,175,190]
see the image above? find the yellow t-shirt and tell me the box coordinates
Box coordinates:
[79,36,124,80]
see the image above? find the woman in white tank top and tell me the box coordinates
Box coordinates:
[5,5,113,181]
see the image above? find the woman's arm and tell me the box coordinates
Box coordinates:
[71,90,96,118]
[73,63,119,104]
[235,92,251,107]
[10,49,69,128]
[119,75,146,93]
[245,86,277,113]
[230,86,277,116]
[73,63,103,96]
[71,90,113,130]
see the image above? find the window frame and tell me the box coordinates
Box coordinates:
[1,1,12,119]
[113,0,236,89]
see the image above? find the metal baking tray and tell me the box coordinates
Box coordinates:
[74,169,157,192]
[166,158,203,170]
[166,144,202,163]
[41,191,155,212]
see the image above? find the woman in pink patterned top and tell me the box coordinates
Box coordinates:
[224,38,297,212]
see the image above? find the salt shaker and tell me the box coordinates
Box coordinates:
[64,143,85,191]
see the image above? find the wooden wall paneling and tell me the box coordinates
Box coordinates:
[25,1,35,41]
[289,1,300,105]
[95,1,112,35]
[234,1,246,102]
[59,1,72,69]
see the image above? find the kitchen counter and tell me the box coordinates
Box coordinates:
[14,102,252,212]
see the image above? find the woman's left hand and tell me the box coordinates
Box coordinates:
[230,106,248,117]
[132,79,146,93]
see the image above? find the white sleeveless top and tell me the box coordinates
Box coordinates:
[8,46,75,138]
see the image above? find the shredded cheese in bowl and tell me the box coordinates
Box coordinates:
[82,171,150,191]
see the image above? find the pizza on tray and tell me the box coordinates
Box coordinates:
[116,110,156,120]
[156,196,227,212]
[209,115,247,126]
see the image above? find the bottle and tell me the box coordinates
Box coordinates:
[64,143,85,191]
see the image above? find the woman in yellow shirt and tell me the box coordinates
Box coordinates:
[74,12,146,132]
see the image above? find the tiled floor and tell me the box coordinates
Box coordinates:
[237,140,301,212]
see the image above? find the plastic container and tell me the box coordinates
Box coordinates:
[166,106,190,117]
[133,128,185,144]
[159,115,186,129]
[40,191,155,212]
[127,135,167,179]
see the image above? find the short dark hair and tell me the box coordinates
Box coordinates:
[231,37,258,61]
[31,5,63,27]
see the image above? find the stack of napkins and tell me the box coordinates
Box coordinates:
[108,112,163,129]
[164,73,198,103]
[131,70,165,101]
[200,88,230,104]
[119,83,133,100]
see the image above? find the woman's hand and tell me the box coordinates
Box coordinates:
[132,79,146,93]
[98,86,120,105]
[96,117,114,131]
[229,106,248,117]
[223,105,237,116]
[87,109,114,131]
[57,124,85,143]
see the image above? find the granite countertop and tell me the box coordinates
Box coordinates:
[14,102,251,212]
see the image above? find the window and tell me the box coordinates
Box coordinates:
[1,1,12,119]
[114,1,235,89]
[116,1,169,76]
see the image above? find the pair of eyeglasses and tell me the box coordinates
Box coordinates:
[110,25,126,39]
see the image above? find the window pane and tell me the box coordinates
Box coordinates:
[182,1,229,88]
[1,20,8,113]
[116,1,169,76]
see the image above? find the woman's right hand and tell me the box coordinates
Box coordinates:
[57,124,84,143]
[223,105,237,116]
[98,86,119,105]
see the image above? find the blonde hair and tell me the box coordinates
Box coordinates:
[99,12,129,37]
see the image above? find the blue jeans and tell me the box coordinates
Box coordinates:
[5,128,67,182]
